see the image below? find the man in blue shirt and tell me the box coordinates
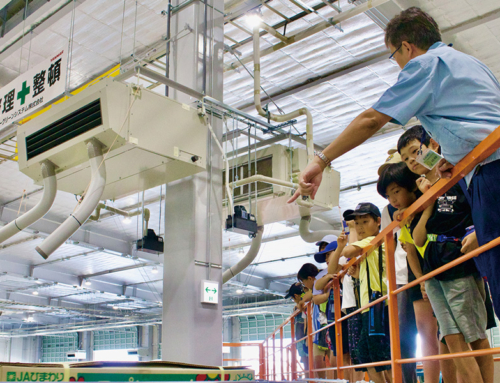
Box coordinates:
[288,7,500,318]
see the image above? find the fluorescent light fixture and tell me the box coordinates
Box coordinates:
[236,289,243,294]
[32,291,39,296]
[151,266,159,274]
[123,217,132,224]
[85,279,92,286]
[112,306,119,310]
[245,14,262,28]
[27,316,34,322]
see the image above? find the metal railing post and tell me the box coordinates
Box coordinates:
[280,327,284,380]
[307,303,314,379]
[266,339,269,379]
[385,232,402,383]
[291,316,298,380]
[272,333,276,380]
[259,343,265,379]
[333,278,344,380]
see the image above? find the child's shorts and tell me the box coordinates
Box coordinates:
[425,275,487,343]
[345,308,363,368]
[356,307,391,372]
[328,318,349,356]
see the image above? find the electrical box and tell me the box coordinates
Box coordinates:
[16,78,207,201]
[223,145,340,225]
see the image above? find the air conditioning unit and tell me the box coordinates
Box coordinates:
[16,78,207,201]
[223,145,340,225]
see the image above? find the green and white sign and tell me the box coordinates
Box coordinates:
[0,50,66,128]
[201,280,219,304]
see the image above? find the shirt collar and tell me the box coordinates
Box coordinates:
[429,41,447,50]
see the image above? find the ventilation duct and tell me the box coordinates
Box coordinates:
[0,160,57,244]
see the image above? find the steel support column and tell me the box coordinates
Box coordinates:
[162,0,224,365]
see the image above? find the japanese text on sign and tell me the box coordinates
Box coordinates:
[0,51,66,127]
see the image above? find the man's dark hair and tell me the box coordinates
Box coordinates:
[377,162,419,198]
[385,7,441,50]
[397,125,430,154]
[297,263,319,281]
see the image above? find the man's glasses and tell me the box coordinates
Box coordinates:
[389,44,402,61]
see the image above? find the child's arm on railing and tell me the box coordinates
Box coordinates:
[327,232,349,276]
[314,274,333,292]
[312,290,330,305]
[298,290,313,312]
[413,177,435,247]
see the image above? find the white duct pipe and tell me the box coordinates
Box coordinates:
[299,212,341,243]
[253,25,314,163]
[232,174,298,190]
[223,226,264,283]
[0,161,57,244]
[36,139,106,259]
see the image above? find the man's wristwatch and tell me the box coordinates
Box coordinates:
[315,151,331,167]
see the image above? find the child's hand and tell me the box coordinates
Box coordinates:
[324,280,334,292]
[437,159,453,179]
[461,231,479,255]
[337,232,348,248]
[298,300,306,312]
[400,242,408,252]
[416,176,433,193]
[420,282,428,301]
[393,208,409,221]
[347,264,357,276]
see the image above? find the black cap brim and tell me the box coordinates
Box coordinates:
[314,252,326,263]
[343,209,355,221]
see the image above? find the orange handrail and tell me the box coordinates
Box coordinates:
[225,126,500,383]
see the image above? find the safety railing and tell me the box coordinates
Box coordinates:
[228,125,500,383]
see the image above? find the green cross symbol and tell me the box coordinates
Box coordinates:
[17,81,30,105]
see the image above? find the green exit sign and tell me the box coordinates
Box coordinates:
[201,280,219,304]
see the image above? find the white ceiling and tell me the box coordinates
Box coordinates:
[0,0,498,332]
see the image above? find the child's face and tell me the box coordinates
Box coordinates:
[292,294,302,305]
[385,182,417,209]
[354,214,380,240]
[325,250,333,265]
[399,139,430,176]
[300,276,315,291]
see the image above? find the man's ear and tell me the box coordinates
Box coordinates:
[377,217,382,226]
[429,138,440,152]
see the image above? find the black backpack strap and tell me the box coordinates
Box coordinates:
[366,257,372,299]
[378,246,384,294]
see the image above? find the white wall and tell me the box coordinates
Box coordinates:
[0,337,38,362]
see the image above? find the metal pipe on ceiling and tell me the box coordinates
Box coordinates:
[225,0,392,71]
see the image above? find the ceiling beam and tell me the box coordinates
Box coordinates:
[233,9,500,112]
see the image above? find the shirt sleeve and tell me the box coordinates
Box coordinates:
[312,269,327,296]
[399,225,414,245]
[351,237,372,250]
[372,58,436,125]
[381,205,391,230]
